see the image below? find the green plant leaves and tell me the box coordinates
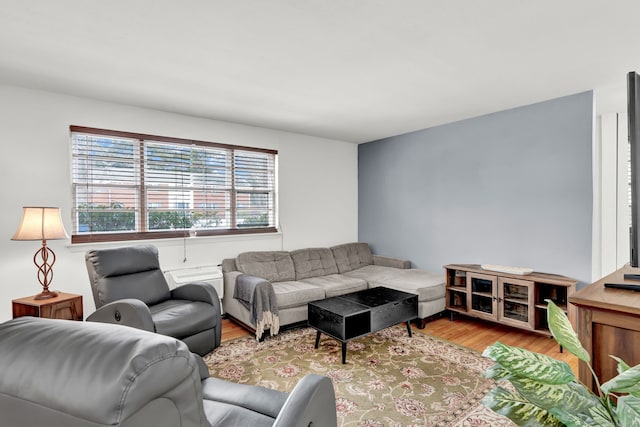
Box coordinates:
[482,341,575,385]
[482,300,640,426]
[601,363,640,396]
[610,355,631,375]
[483,355,601,426]
[546,299,590,363]
[508,377,599,415]
[617,395,640,427]
[588,403,617,426]
[484,363,510,381]
[547,408,596,427]
[481,387,562,427]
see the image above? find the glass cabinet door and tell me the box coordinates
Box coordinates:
[498,277,534,329]
[468,272,497,320]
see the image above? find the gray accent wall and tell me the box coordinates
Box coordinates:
[358,91,593,286]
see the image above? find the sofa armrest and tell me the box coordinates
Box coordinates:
[171,282,220,308]
[223,270,243,297]
[224,271,274,302]
[86,298,155,332]
[372,255,411,269]
[273,374,337,427]
[221,258,237,273]
[172,283,222,348]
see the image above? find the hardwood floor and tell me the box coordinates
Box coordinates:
[221,313,579,375]
[221,317,253,342]
[420,315,578,375]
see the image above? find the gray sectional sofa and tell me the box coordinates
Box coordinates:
[222,242,445,337]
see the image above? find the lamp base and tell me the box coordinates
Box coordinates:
[34,290,58,300]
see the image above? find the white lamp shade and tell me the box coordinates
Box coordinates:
[11,207,69,241]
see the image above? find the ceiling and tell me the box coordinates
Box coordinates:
[1,1,639,143]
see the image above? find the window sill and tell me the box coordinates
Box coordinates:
[67,230,283,253]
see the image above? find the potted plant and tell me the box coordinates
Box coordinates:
[481,300,640,426]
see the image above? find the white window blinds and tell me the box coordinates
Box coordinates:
[71,126,277,243]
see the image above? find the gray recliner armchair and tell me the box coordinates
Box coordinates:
[0,317,338,427]
[85,244,221,355]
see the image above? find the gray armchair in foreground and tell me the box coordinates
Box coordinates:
[0,318,338,427]
[85,244,221,355]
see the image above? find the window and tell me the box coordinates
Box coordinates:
[71,126,277,243]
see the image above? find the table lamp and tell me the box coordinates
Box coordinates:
[11,207,69,299]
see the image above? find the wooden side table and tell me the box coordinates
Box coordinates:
[12,292,83,321]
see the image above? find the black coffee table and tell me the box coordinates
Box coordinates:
[307,286,418,363]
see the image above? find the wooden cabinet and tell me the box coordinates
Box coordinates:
[569,265,640,391]
[12,292,83,321]
[445,264,577,335]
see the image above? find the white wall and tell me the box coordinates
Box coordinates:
[597,112,631,276]
[0,84,358,321]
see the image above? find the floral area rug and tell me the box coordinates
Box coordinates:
[204,325,513,426]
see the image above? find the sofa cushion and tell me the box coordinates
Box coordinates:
[236,251,295,282]
[272,281,326,310]
[86,244,160,277]
[379,269,445,301]
[346,266,445,302]
[300,274,368,298]
[342,265,399,284]
[201,377,288,420]
[291,248,339,280]
[95,269,171,307]
[151,300,217,339]
[86,245,171,307]
[203,400,276,427]
[331,242,374,273]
